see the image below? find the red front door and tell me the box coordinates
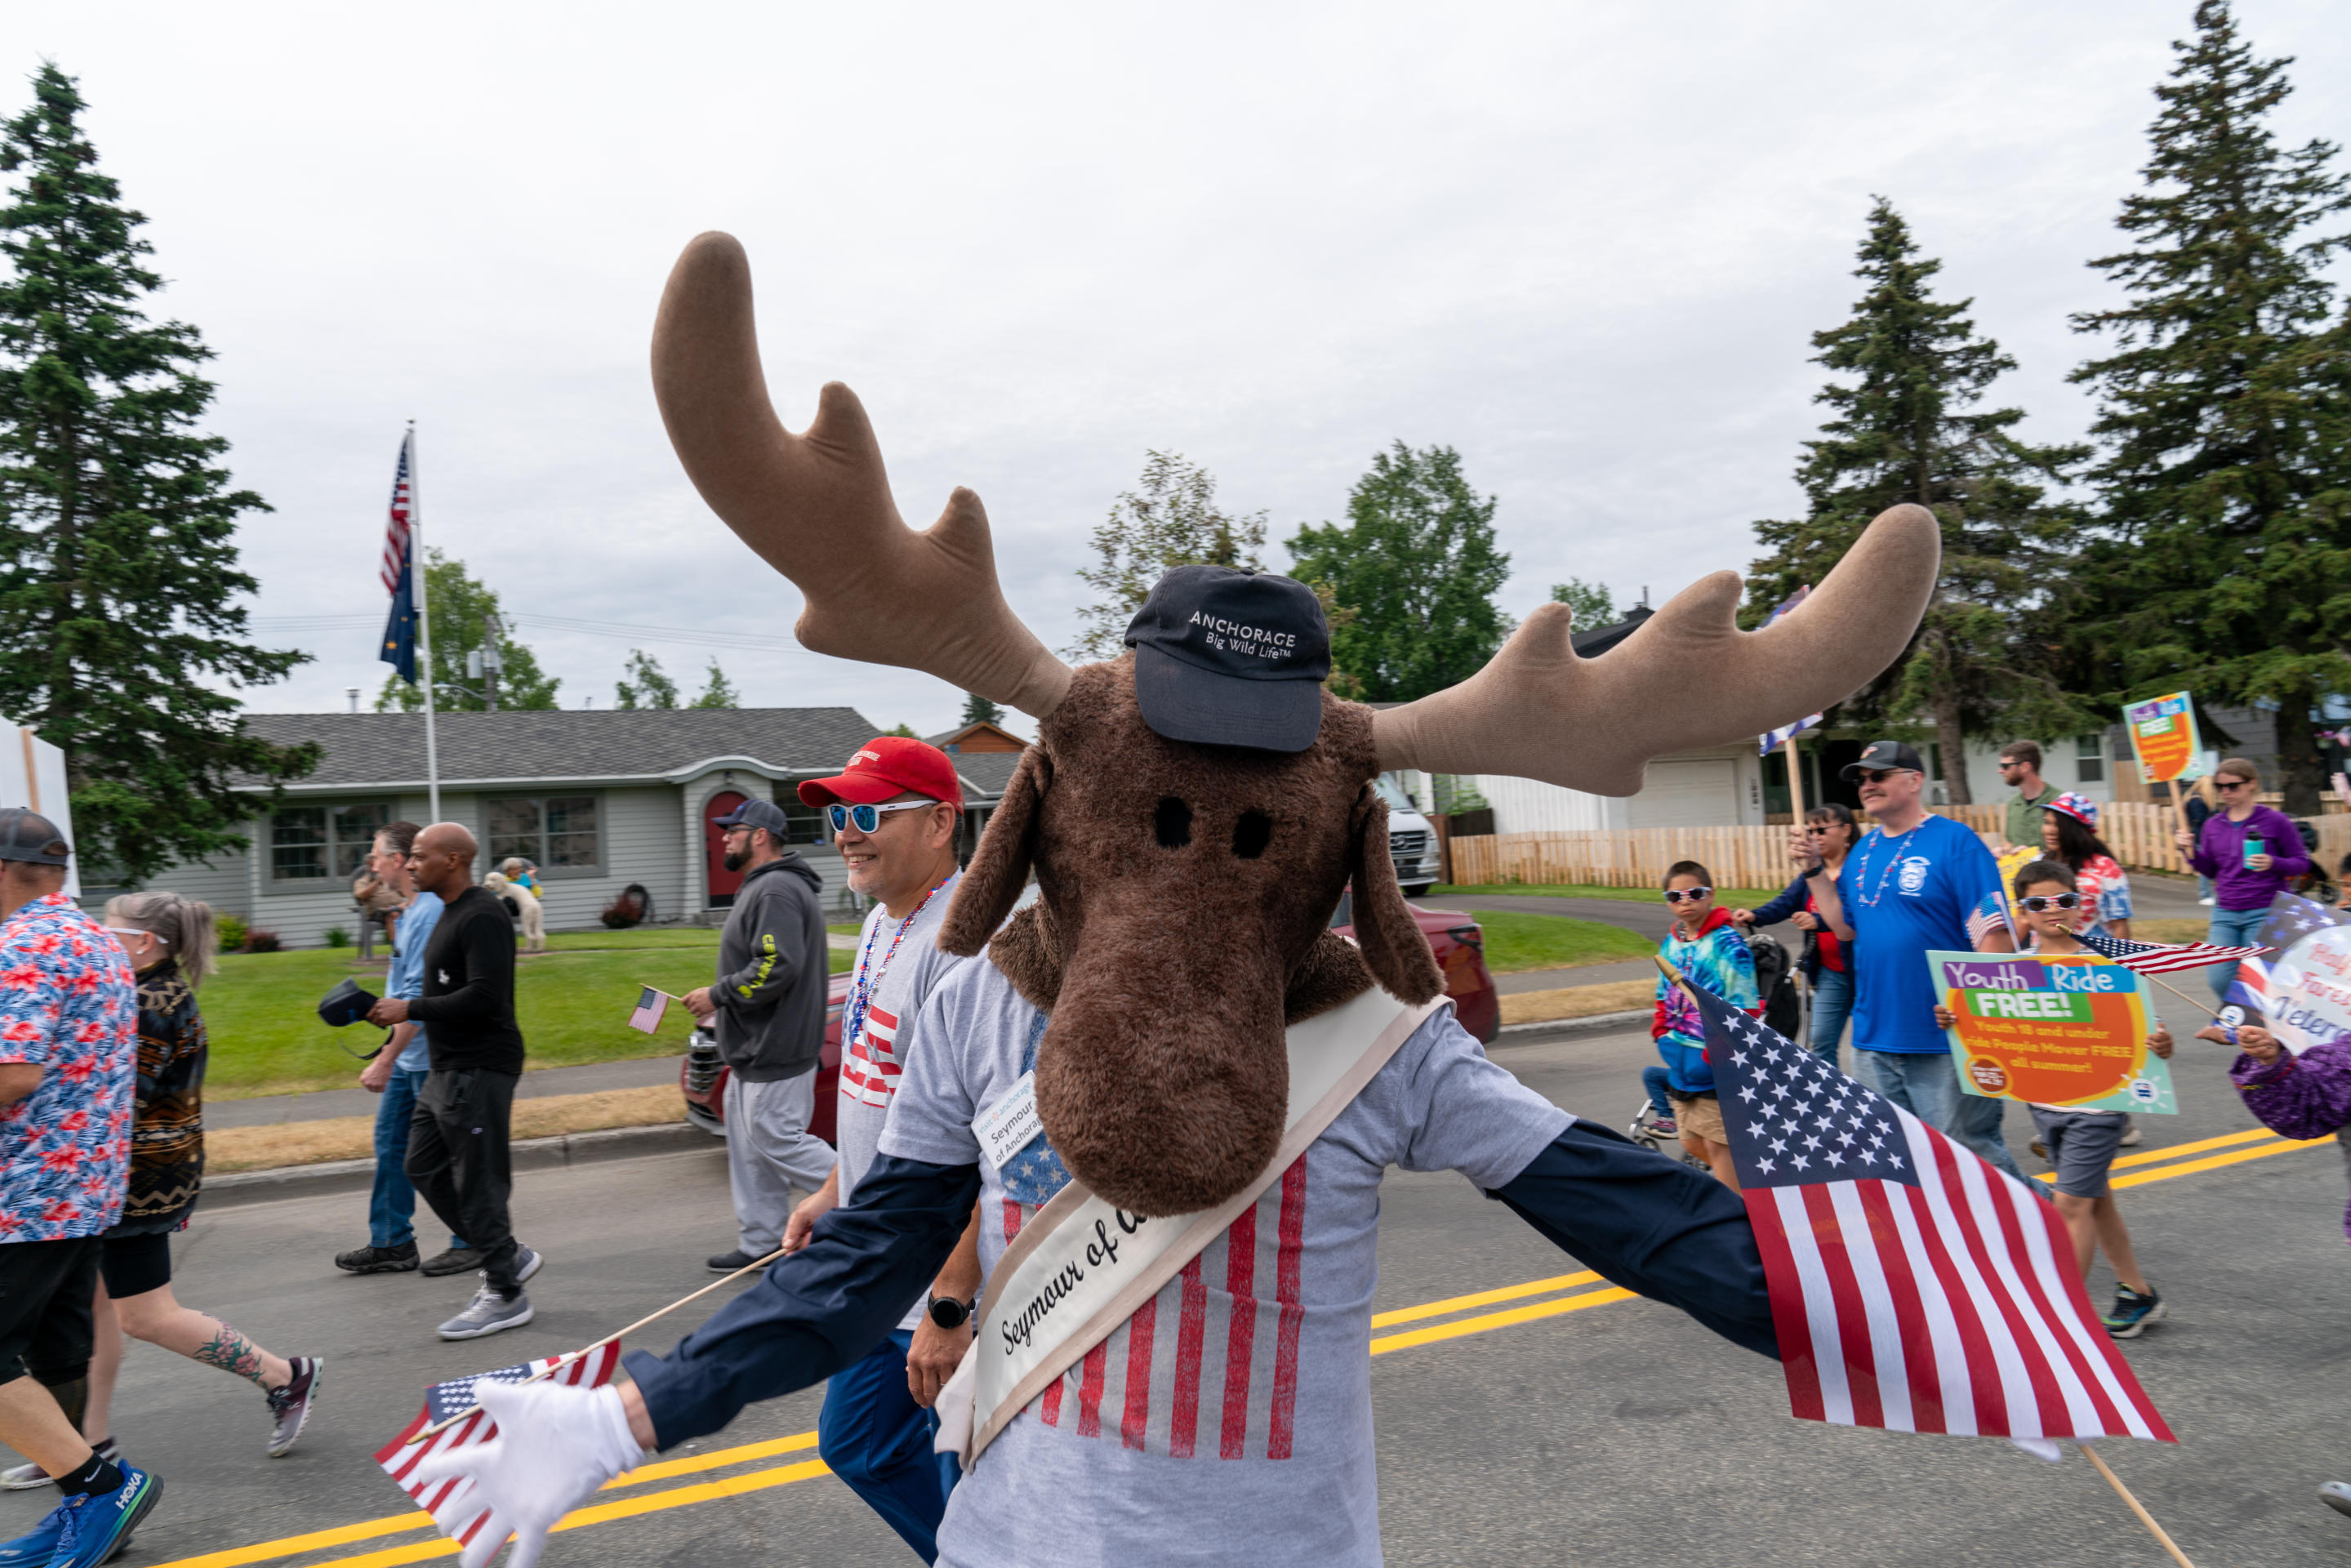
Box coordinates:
[704,791,748,908]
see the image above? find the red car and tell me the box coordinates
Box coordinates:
[682,902,1498,1136]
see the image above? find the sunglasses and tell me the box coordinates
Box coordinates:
[826,800,937,834]
[1855,768,1908,786]
[2215,777,2253,791]
[2018,893,2082,913]
[103,926,166,944]
[1663,887,1713,903]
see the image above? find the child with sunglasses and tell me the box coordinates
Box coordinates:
[1650,861,1759,1188]
[1933,859,2172,1339]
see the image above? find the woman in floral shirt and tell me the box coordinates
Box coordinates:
[2039,793,2133,939]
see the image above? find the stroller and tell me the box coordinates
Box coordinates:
[1627,928,1800,1165]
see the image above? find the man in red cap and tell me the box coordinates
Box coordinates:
[778,737,983,1562]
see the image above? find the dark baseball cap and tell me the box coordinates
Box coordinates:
[1125,566,1331,752]
[711,797,793,835]
[0,808,69,866]
[317,977,379,1027]
[1840,740,1927,782]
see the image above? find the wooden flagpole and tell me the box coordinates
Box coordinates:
[2082,1444,2197,1567]
[403,1244,787,1444]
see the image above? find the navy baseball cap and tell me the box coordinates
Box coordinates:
[0,808,69,866]
[1124,566,1331,752]
[1841,739,1927,781]
[711,797,792,835]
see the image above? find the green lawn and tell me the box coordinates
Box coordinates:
[1437,882,1784,908]
[203,936,848,1100]
[1458,909,1656,973]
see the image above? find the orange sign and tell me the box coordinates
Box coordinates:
[1933,951,2175,1113]
[2124,691,2202,785]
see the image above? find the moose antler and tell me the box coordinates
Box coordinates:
[1374,503,1940,794]
[652,232,1073,719]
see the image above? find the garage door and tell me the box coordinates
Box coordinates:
[1627,760,1738,829]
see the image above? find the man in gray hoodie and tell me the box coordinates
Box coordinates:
[683,798,835,1271]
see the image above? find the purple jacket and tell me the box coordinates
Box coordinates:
[2231,1040,2351,1247]
[2189,805,2309,911]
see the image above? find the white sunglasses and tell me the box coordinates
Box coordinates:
[105,927,167,945]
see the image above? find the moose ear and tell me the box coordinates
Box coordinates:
[940,746,1051,956]
[1347,787,1444,1005]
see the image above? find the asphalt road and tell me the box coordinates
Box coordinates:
[9,989,2344,1568]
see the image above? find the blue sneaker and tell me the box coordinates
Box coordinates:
[45,1465,163,1568]
[0,1499,69,1568]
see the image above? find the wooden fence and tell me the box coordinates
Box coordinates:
[1445,798,2351,889]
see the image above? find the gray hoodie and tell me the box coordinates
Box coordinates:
[710,853,828,1080]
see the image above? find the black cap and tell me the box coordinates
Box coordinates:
[1840,739,1927,782]
[317,978,380,1027]
[0,808,69,866]
[1124,566,1330,752]
[711,798,791,835]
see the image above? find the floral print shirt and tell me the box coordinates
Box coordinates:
[0,892,138,1242]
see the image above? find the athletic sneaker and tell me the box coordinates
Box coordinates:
[2119,1120,2144,1147]
[2104,1284,2166,1339]
[706,1249,761,1272]
[1651,1116,1677,1139]
[265,1357,323,1457]
[2321,1481,2351,1519]
[42,1464,163,1568]
[2028,1136,2048,1161]
[420,1246,485,1278]
[0,1438,117,1493]
[335,1241,419,1274]
[439,1286,535,1340]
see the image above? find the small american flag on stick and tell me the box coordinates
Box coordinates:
[627,987,671,1035]
[2077,930,2266,976]
[375,1343,622,1549]
[1683,979,2174,1446]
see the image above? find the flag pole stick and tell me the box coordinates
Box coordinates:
[403,1244,788,1444]
[409,421,441,822]
[2081,1443,2197,1567]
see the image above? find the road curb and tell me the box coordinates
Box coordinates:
[1492,1009,1648,1043]
[203,1121,723,1209]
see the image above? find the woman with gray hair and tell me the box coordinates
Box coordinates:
[0,893,322,1490]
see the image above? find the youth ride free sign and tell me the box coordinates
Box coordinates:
[1930,951,2176,1114]
[2123,691,2202,785]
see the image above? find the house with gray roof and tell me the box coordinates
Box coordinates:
[132,709,1018,947]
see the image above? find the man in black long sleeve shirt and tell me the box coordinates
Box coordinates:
[370,824,542,1339]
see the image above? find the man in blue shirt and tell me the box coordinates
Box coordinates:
[333,822,470,1276]
[1793,741,2027,1182]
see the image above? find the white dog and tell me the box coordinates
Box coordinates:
[483,870,546,951]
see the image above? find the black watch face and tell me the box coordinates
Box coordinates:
[929,1297,967,1328]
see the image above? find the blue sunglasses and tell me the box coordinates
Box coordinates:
[826,801,938,834]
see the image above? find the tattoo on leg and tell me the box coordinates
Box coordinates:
[193,1321,269,1387]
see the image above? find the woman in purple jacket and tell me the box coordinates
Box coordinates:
[2174,756,2309,1003]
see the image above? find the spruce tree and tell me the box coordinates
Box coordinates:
[691,658,740,709]
[376,551,560,710]
[1746,198,2092,804]
[1066,451,1267,660]
[0,65,314,881]
[1287,443,1510,702]
[2068,1,2350,813]
[959,692,1004,727]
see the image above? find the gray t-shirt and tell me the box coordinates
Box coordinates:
[879,957,1570,1568]
[836,871,967,1330]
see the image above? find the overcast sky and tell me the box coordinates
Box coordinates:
[11,2,2347,737]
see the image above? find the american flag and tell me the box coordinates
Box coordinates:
[375,1343,621,1549]
[1966,889,2016,949]
[379,431,421,684]
[2255,891,2349,954]
[2077,929,2267,975]
[380,430,416,594]
[1688,984,2174,1445]
[1758,587,1825,755]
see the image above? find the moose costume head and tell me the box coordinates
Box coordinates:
[653,233,1939,1218]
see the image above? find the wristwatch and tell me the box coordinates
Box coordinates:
[928,1294,973,1330]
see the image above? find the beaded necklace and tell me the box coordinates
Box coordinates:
[1850,819,1924,907]
[844,872,954,1051]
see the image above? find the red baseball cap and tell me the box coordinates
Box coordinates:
[797,736,965,809]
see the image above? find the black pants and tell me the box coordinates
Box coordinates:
[405,1067,523,1295]
[0,1236,101,1388]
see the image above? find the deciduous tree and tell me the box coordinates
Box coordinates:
[1067,451,1266,661]
[376,552,560,711]
[690,658,739,710]
[612,648,679,710]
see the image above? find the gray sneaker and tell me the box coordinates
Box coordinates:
[438,1286,535,1341]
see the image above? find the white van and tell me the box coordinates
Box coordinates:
[1374,774,1440,898]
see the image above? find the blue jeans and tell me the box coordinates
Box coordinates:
[2208,906,2267,1005]
[1641,1065,1672,1121]
[817,1329,961,1562]
[370,1065,466,1252]
[1809,967,1853,1070]
[1854,1049,2028,1184]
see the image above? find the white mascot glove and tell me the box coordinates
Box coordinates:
[409,1379,646,1568]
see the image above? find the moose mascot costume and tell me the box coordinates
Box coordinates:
[412,234,1940,1567]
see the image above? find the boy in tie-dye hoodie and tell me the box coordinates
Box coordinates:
[1651,859,1760,1188]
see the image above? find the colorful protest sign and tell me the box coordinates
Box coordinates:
[1931,950,2176,1113]
[2222,893,2351,1055]
[2123,691,2202,785]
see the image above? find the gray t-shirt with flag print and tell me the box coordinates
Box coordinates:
[878,956,1570,1568]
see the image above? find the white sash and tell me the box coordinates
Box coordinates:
[934,986,1441,1466]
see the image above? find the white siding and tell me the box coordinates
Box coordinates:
[1477,774,1622,835]
[1475,746,1761,835]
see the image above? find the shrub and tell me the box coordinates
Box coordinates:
[242,928,283,954]
[217,914,248,951]
[324,926,352,948]
[600,890,646,929]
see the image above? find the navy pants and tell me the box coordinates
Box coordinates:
[817,1329,960,1562]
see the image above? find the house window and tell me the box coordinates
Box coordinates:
[777,798,826,845]
[271,800,391,883]
[2076,733,2106,784]
[488,794,603,875]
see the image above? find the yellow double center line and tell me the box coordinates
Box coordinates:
[145,1125,2338,1568]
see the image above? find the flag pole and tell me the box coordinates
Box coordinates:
[2081,1444,2197,1567]
[409,421,442,822]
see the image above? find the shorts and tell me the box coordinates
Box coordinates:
[100,1231,173,1300]
[0,1236,102,1387]
[2028,1106,2123,1198]
[1668,1090,1727,1145]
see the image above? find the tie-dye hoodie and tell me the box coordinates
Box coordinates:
[1651,907,1760,1094]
